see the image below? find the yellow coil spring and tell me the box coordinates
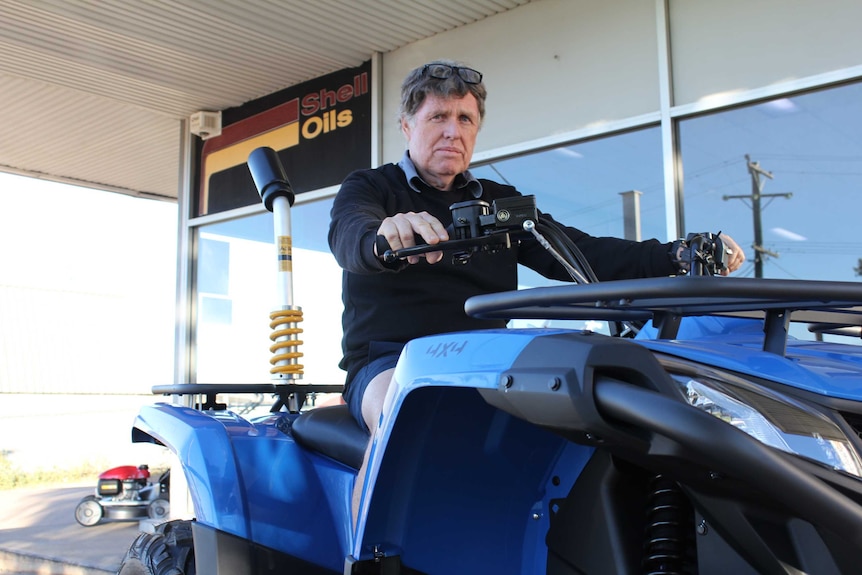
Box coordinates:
[269,309,304,375]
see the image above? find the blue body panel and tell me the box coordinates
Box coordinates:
[133,405,353,572]
[637,316,862,400]
[353,329,594,571]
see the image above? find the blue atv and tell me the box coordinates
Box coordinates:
[117,149,862,574]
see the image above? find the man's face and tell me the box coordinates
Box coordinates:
[401,92,480,191]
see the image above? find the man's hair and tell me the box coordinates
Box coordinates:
[399,59,487,125]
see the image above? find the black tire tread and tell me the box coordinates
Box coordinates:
[117,519,195,575]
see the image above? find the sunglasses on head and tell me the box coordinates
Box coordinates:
[422,64,483,85]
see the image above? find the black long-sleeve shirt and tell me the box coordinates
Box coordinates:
[328,160,677,387]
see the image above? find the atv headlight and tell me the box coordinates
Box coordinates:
[668,371,862,478]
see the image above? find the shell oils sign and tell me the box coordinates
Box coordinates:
[198,61,371,216]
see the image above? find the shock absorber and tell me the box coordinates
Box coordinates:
[269,308,303,376]
[248,147,304,380]
[642,474,697,575]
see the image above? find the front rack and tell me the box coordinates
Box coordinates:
[465,276,862,356]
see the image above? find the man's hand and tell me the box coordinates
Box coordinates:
[719,233,745,276]
[374,211,450,264]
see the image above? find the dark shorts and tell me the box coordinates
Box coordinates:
[343,351,402,432]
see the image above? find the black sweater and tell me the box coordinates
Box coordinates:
[328,162,677,386]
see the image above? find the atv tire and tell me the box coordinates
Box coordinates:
[117,519,195,575]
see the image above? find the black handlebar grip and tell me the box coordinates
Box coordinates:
[376,235,393,262]
[248,147,295,212]
[377,234,436,263]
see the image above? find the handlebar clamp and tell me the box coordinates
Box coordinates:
[671,232,729,276]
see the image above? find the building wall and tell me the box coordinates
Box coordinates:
[669,0,862,107]
[381,0,662,162]
[379,0,862,162]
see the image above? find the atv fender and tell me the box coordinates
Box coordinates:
[131,404,351,567]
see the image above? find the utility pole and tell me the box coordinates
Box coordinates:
[723,155,792,277]
[620,190,642,241]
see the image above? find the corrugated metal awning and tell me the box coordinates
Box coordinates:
[0,0,531,200]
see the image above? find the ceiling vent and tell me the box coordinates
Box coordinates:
[190,111,222,140]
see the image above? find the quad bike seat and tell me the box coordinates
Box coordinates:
[291,404,368,469]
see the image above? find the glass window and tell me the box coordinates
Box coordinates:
[472,126,665,287]
[193,198,345,390]
[471,126,664,331]
[679,82,862,283]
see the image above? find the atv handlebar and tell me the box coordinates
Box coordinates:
[381,196,538,265]
[380,195,729,281]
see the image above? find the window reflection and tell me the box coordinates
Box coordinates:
[473,127,665,249]
[679,82,862,282]
[471,126,664,332]
[472,126,664,289]
[194,198,344,389]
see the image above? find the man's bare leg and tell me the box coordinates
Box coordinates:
[352,367,395,529]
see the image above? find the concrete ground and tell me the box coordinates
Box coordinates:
[0,483,140,574]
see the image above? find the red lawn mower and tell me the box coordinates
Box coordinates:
[74,464,170,527]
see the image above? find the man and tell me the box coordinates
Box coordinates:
[328,59,745,523]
